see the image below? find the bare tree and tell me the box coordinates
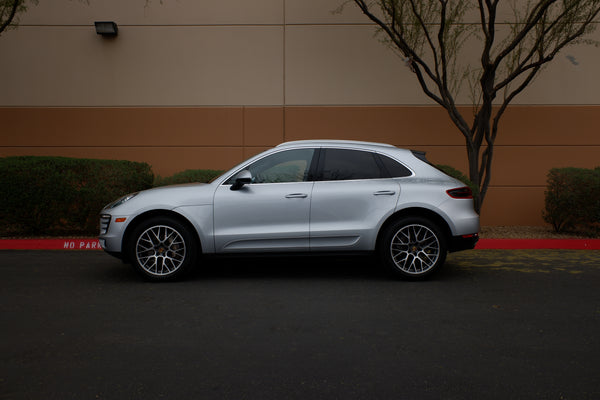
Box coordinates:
[351,0,600,213]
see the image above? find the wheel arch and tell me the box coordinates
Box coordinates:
[121,209,202,263]
[376,207,452,250]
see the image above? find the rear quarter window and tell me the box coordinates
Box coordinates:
[379,154,412,177]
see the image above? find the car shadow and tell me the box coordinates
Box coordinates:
[190,254,390,281]
[189,253,473,282]
[97,253,471,283]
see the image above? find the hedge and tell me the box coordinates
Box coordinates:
[543,167,600,234]
[0,156,153,236]
[154,169,224,187]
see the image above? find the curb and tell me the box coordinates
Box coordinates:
[0,239,102,250]
[1,238,599,251]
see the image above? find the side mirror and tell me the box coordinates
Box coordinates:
[230,170,252,191]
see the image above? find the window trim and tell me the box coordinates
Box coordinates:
[221,146,415,186]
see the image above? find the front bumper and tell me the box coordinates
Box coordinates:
[99,213,130,257]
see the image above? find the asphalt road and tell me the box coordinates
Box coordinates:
[1,250,599,400]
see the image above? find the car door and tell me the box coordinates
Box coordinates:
[309,148,401,251]
[213,148,317,253]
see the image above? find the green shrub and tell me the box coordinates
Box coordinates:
[0,156,153,236]
[543,167,600,234]
[154,169,224,187]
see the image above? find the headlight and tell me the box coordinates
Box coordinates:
[103,192,139,210]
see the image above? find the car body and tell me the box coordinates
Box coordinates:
[99,140,479,280]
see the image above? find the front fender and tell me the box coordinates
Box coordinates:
[174,205,215,253]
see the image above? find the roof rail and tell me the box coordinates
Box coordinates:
[276,139,396,148]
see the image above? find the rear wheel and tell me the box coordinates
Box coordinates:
[128,216,198,281]
[379,217,447,279]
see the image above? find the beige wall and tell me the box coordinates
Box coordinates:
[1,1,599,226]
[0,25,284,106]
[2,0,599,106]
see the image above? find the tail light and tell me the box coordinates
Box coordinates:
[446,187,473,199]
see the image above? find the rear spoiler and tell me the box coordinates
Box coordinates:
[411,150,429,164]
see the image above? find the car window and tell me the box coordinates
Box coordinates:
[319,149,384,181]
[379,154,412,177]
[226,149,315,184]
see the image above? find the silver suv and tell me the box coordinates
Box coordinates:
[99,140,479,280]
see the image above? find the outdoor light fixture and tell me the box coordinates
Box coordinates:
[94,21,118,37]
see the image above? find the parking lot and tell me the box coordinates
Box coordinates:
[1,249,599,399]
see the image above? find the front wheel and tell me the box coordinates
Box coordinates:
[128,216,198,281]
[379,217,447,279]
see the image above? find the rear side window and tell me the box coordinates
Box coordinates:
[379,154,412,177]
[318,149,385,181]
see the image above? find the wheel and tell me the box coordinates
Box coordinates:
[379,217,447,279]
[128,216,198,281]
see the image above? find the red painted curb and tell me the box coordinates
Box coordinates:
[0,239,102,250]
[0,238,599,250]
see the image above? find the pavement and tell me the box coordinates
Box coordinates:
[1,250,599,400]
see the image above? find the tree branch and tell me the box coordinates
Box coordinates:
[494,6,600,94]
[407,0,441,81]
[492,0,557,69]
[353,0,444,103]
[0,0,21,34]
[438,0,449,98]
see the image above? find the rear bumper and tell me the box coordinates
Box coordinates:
[449,233,479,252]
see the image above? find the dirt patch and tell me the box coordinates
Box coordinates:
[480,226,597,239]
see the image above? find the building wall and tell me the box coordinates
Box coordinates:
[1,0,599,226]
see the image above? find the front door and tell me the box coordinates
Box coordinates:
[213,148,316,253]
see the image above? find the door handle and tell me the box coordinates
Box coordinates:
[285,193,308,199]
[373,190,396,196]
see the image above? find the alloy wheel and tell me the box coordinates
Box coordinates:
[390,224,440,275]
[135,225,187,276]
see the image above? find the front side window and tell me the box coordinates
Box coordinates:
[318,149,384,181]
[226,149,315,184]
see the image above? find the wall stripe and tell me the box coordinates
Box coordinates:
[2,105,599,226]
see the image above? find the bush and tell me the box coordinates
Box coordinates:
[436,164,478,200]
[543,167,600,234]
[0,156,153,236]
[154,169,224,187]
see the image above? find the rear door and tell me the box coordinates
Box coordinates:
[309,148,401,251]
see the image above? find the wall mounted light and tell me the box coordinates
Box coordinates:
[94,21,118,37]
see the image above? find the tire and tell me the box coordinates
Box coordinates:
[128,216,198,281]
[379,216,447,279]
